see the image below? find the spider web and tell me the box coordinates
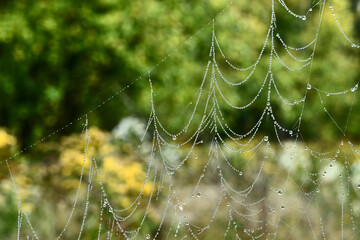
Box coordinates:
[2,0,360,239]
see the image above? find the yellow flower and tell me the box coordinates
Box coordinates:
[87,127,108,147]
[0,128,16,148]
[60,149,90,176]
[100,156,153,205]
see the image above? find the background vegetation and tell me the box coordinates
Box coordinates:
[0,0,359,239]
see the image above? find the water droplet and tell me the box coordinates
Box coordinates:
[197,192,202,197]
[305,146,308,151]
[239,171,243,176]
[351,43,356,48]
[357,184,360,189]
[267,102,270,106]
[316,189,320,193]
[340,140,343,145]
[351,84,358,92]
[309,8,313,12]
[226,203,230,207]
[194,155,198,159]
[179,205,183,211]
[278,190,283,195]
[289,130,293,135]
[264,136,269,142]
[281,204,285,209]
[307,84,312,90]
[336,149,340,154]
[172,136,177,140]
[146,234,150,239]
[329,4,333,9]
[301,16,306,20]
[326,93,330,96]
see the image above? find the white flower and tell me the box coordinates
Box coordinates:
[112,116,146,141]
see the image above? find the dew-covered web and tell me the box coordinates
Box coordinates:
[3,0,360,239]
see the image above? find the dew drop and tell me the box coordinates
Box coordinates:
[305,146,308,151]
[172,136,177,140]
[239,171,243,176]
[289,130,293,135]
[358,184,360,189]
[326,93,330,96]
[301,16,306,20]
[309,8,313,12]
[264,136,269,142]
[146,234,150,239]
[194,155,198,159]
[278,190,283,195]
[197,192,202,197]
[351,84,358,92]
[307,84,312,90]
[281,204,285,209]
[329,4,333,9]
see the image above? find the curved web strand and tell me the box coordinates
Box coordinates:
[329,3,360,48]
[277,0,311,20]
[212,28,272,86]
[5,0,360,238]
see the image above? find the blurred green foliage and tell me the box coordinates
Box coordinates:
[1,1,360,238]
[0,0,359,143]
